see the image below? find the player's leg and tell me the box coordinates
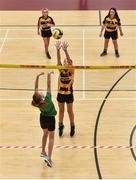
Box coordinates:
[100,31,110,56]
[41,129,48,157]
[112,31,119,57]
[100,39,109,56]
[43,37,51,59]
[66,94,75,137]
[48,132,55,159]
[112,39,119,57]
[66,102,75,137]
[40,113,48,157]
[57,93,65,136]
[44,131,54,167]
[44,117,55,167]
[58,102,65,136]
[66,94,75,136]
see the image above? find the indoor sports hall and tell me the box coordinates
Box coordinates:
[0,0,136,179]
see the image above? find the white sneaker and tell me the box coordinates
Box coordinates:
[40,152,47,158]
[44,156,53,168]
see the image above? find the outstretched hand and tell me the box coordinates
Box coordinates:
[55,41,62,50]
[62,41,69,51]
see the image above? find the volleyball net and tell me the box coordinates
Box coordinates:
[0,63,136,101]
[0,63,136,70]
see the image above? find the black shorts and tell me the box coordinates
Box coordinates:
[40,114,55,131]
[104,30,118,40]
[57,93,74,103]
[41,29,52,38]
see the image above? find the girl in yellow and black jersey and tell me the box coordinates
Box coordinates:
[58,69,74,95]
[55,41,75,137]
[99,8,123,58]
[37,8,55,59]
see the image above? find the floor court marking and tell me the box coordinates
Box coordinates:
[0,37,136,40]
[129,125,136,161]
[0,27,136,40]
[0,98,136,101]
[82,29,85,100]
[1,27,136,31]
[0,29,9,53]
[0,145,136,149]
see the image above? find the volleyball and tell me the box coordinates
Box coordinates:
[52,28,63,39]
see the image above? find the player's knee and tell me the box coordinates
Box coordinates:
[67,108,73,115]
[43,131,48,137]
[59,108,64,114]
[49,134,54,141]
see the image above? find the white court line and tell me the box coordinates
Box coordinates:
[82,30,85,100]
[1,27,136,31]
[0,98,136,101]
[0,37,135,40]
[0,28,100,31]
[0,29,9,53]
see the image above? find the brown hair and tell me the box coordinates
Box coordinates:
[31,93,41,106]
[107,7,120,22]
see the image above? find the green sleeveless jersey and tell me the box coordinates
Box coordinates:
[40,92,57,116]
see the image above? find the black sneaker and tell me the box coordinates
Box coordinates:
[59,125,64,137]
[115,52,120,58]
[46,51,51,59]
[70,125,75,137]
[100,51,107,56]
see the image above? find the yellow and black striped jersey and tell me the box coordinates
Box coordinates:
[38,16,55,31]
[103,16,121,32]
[58,69,74,95]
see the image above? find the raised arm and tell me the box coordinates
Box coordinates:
[47,71,54,92]
[55,41,62,65]
[62,41,72,65]
[34,72,44,93]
